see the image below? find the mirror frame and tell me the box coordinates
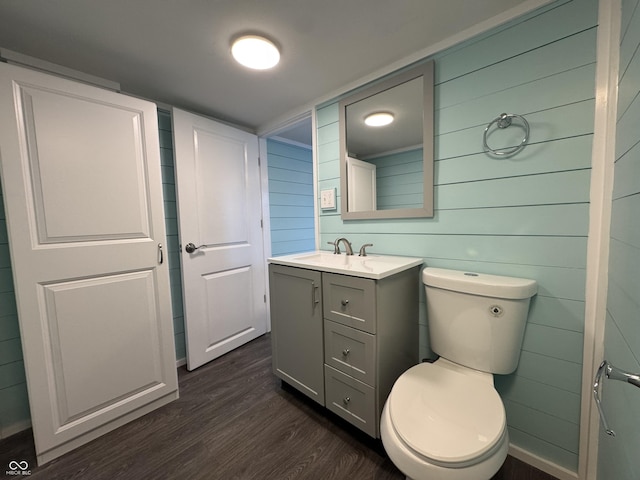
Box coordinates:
[339,61,434,220]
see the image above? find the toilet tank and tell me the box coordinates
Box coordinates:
[423,268,537,375]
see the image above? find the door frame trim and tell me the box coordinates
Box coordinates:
[258,110,316,333]
[258,136,273,331]
[579,1,621,479]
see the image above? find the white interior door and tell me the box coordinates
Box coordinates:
[172,108,267,371]
[347,156,377,212]
[0,63,178,464]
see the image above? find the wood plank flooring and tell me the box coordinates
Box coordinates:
[0,334,559,479]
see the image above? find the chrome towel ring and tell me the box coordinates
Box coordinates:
[483,112,530,157]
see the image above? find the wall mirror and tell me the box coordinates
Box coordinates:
[339,61,434,220]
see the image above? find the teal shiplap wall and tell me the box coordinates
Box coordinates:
[0,187,29,440]
[598,0,640,478]
[0,110,187,439]
[317,0,597,471]
[158,110,187,362]
[369,148,424,210]
[267,138,315,256]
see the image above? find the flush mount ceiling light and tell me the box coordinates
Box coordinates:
[231,35,280,70]
[364,112,395,127]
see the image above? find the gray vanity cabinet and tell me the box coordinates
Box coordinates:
[322,270,418,437]
[269,264,325,405]
[269,263,419,438]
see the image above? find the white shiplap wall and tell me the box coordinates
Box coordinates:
[316,0,597,472]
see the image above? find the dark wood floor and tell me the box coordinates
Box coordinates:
[0,334,558,480]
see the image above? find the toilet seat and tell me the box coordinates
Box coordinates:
[387,360,506,468]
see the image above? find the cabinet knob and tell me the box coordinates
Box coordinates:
[341,299,349,307]
[342,348,350,357]
[343,396,351,405]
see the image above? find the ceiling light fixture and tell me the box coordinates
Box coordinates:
[364,112,394,127]
[231,35,280,70]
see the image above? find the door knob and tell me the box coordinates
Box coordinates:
[185,242,205,253]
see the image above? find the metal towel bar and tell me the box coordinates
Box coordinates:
[593,359,640,437]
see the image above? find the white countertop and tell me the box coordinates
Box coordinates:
[268,250,423,280]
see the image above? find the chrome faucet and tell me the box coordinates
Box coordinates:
[335,237,354,255]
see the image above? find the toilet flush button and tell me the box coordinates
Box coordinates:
[490,305,503,317]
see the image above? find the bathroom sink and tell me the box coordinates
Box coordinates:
[268,250,423,279]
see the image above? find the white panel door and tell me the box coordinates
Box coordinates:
[172,108,267,371]
[0,63,178,465]
[347,156,377,212]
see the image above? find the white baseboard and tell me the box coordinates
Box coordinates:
[509,444,578,480]
[175,357,187,368]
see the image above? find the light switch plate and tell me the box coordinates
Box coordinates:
[320,188,336,210]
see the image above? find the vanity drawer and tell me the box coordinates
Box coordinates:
[324,365,376,437]
[324,320,375,385]
[322,273,376,333]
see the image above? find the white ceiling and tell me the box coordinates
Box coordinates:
[0,0,547,136]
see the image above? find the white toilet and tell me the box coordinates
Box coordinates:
[381,267,537,480]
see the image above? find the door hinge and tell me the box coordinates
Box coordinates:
[264,294,267,303]
[260,219,264,228]
[258,156,261,166]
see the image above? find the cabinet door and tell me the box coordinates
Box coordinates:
[269,265,324,404]
[0,62,178,465]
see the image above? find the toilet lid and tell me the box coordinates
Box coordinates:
[388,362,506,466]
